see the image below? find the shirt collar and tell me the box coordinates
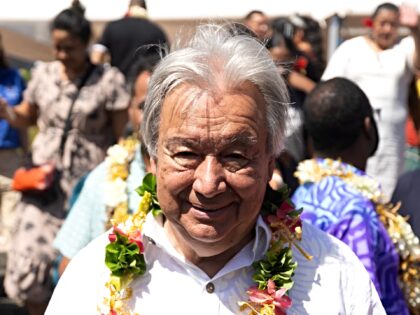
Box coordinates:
[142,212,271,280]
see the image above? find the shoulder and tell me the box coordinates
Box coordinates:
[29,61,60,81]
[47,232,111,314]
[95,64,125,82]
[83,160,107,187]
[396,36,414,51]
[297,221,362,262]
[291,222,385,313]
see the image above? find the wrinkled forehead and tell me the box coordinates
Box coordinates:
[160,82,266,122]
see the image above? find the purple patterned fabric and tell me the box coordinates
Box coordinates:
[292,159,409,315]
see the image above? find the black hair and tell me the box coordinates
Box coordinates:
[50,0,91,44]
[372,2,399,19]
[267,18,298,55]
[127,53,162,98]
[303,78,373,154]
[0,32,8,68]
[244,10,265,21]
[129,0,147,9]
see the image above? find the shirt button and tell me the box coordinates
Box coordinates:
[206,282,215,293]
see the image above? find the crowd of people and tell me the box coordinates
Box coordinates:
[0,0,419,314]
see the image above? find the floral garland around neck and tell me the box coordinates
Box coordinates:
[295,158,420,311]
[99,173,312,315]
[104,137,140,230]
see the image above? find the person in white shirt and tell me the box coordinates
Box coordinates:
[322,2,420,199]
[45,23,386,315]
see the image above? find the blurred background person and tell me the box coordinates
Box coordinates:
[266,17,316,192]
[243,10,271,41]
[392,168,420,238]
[53,54,160,277]
[293,78,410,315]
[322,2,420,199]
[0,32,26,253]
[0,1,129,314]
[405,75,420,172]
[90,0,168,78]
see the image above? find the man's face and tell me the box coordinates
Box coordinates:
[245,13,270,40]
[155,83,274,258]
[372,9,399,49]
[129,70,151,131]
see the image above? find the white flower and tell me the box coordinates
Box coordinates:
[104,177,127,207]
[106,144,130,165]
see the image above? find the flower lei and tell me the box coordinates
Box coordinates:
[100,174,311,315]
[295,158,420,312]
[103,137,140,230]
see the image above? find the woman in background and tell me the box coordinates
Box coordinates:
[0,1,129,314]
[322,2,420,199]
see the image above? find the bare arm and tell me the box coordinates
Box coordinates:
[287,71,316,94]
[400,3,420,69]
[0,99,37,128]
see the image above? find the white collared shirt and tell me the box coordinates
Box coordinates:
[46,214,385,315]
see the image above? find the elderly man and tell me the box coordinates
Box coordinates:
[45,24,385,315]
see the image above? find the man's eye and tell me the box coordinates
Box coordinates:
[223,153,249,171]
[173,151,201,167]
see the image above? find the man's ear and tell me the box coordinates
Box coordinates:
[267,155,276,181]
[364,116,380,157]
[150,158,157,174]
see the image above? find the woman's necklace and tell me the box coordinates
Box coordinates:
[99,174,311,315]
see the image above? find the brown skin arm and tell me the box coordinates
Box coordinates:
[0,99,37,128]
[400,3,420,69]
[110,109,129,142]
[287,71,316,94]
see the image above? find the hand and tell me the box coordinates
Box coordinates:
[0,98,8,119]
[400,3,419,30]
[0,98,16,122]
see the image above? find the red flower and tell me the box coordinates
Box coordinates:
[294,56,308,72]
[362,17,373,28]
[277,200,295,218]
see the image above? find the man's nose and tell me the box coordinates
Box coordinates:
[192,156,227,198]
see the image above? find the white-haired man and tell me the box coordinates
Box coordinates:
[46,24,385,315]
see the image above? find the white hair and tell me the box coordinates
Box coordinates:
[141,23,289,157]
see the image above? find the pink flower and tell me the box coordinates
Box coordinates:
[128,230,144,253]
[108,226,127,243]
[108,233,117,243]
[247,280,292,314]
[265,200,302,235]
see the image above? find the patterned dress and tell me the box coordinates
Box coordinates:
[292,160,409,315]
[4,61,130,303]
